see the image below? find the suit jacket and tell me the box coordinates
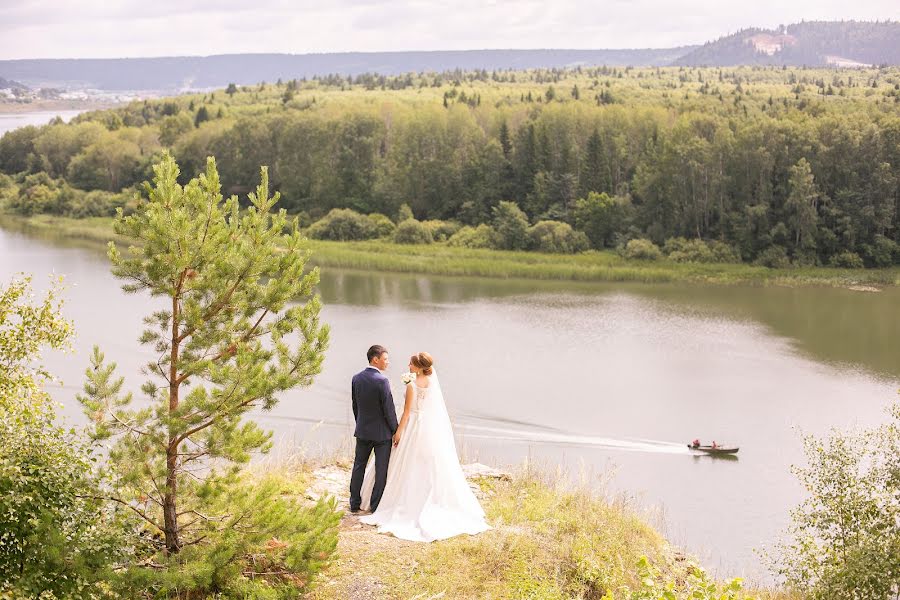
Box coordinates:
[352,367,399,441]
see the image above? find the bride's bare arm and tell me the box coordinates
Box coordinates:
[393,384,414,447]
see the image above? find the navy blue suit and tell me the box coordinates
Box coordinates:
[349,366,399,511]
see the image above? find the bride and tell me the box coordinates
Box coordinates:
[359,352,490,542]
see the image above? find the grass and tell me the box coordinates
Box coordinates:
[3,213,897,288]
[281,457,797,600]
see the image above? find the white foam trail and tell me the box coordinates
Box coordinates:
[457,424,691,455]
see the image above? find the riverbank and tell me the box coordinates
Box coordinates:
[273,457,791,599]
[3,214,897,288]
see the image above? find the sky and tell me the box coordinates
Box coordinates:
[1,0,898,60]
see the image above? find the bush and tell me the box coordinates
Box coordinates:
[307,208,377,241]
[622,238,663,261]
[393,218,433,244]
[367,213,396,238]
[754,245,790,268]
[395,203,414,223]
[527,220,589,254]
[0,276,132,598]
[0,402,134,598]
[862,235,898,268]
[492,201,529,250]
[663,237,739,263]
[829,250,864,269]
[422,219,462,242]
[769,400,900,599]
[448,224,498,249]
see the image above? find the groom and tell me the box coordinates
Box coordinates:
[349,344,399,514]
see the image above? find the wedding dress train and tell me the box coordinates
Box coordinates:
[359,371,490,542]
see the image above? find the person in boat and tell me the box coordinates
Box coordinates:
[690,439,700,448]
[711,440,718,449]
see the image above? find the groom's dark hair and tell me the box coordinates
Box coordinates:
[367,345,388,363]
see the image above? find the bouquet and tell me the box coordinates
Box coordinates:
[401,372,414,385]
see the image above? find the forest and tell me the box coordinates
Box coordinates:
[1,64,899,267]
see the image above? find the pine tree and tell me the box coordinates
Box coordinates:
[786,158,819,249]
[193,105,209,127]
[79,153,329,555]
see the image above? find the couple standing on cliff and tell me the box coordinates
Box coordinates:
[348,344,490,542]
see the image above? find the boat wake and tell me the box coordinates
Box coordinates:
[456,424,691,455]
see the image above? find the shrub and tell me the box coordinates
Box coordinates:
[527,220,589,254]
[307,208,377,241]
[393,218,433,244]
[862,235,898,268]
[622,238,663,261]
[663,237,739,263]
[395,203,414,223]
[754,245,790,269]
[768,400,900,599]
[422,219,462,242]
[448,224,498,249]
[367,213,396,238]
[0,402,134,598]
[0,276,132,598]
[829,250,864,269]
[492,201,529,250]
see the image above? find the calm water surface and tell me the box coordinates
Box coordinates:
[0,110,86,136]
[2,223,898,583]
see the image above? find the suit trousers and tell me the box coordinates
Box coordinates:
[349,437,392,511]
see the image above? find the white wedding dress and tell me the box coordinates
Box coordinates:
[359,370,490,542]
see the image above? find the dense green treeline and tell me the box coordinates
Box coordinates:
[1,65,899,266]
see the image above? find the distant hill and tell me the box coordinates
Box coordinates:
[0,77,28,91]
[2,21,898,92]
[675,20,900,67]
[0,48,693,91]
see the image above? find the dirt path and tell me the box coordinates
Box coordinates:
[304,463,509,600]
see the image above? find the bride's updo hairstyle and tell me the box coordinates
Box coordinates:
[410,352,434,375]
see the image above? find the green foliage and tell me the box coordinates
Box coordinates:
[78,152,331,574]
[0,401,133,599]
[0,274,73,398]
[829,250,865,268]
[862,235,899,268]
[575,192,632,249]
[527,220,589,254]
[754,246,791,269]
[307,208,378,241]
[448,223,499,249]
[493,201,529,250]
[421,219,461,242]
[0,125,40,174]
[117,476,340,599]
[0,276,131,598]
[664,237,740,263]
[769,398,900,599]
[367,212,396,238]
[4,65,900,266]
[395,203,414,223]
[393,218,434,244]
[623,238,663,261]
[602,556,753,600]
[1,172,132,218]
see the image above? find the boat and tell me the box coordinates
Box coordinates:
[687,444,739,455]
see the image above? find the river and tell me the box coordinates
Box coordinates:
[2,223,898,584]
[0,109,87,136]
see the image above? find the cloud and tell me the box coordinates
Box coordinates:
[0,0,898,59]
